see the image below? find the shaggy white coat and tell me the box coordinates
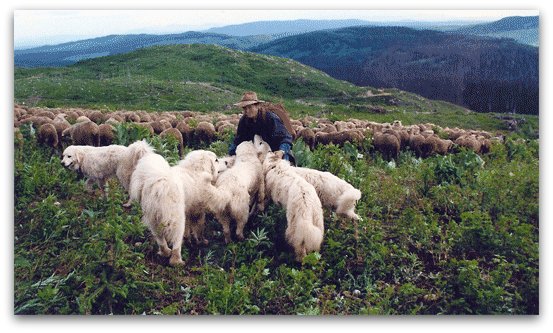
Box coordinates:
[172,150,230,245]
[129,153,185,266]
[212,141,265,243]
[61,144,128,195]
[254,135,361,221]
[292,167,361,221]
[263,151,324,262]
[117,140,156,207]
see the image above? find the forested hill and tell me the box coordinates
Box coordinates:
[250,26,539,115]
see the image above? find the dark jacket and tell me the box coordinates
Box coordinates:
[229,111,293,154]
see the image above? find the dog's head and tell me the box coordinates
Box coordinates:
[181,150,220,182]
[128,139,155,167]
[262,150,284,174]
[235,140,257,157]
[253,135,272,161]
[61,145,83,171]
[218,156,236,173]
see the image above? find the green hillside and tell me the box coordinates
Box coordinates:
[14,43,535,132]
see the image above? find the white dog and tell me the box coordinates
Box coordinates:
[212,141,265,243]
[129,153,185,266]
[172,150,230,245]
[254,135,361,221]
[292,167,361,221]
[263,151,324,262]
[117,140,156,207]
[61,144,128,196]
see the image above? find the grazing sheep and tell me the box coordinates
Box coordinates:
[21,116,52,129]
[373,131,400,160]
[431,137,454,155]
[36,111,55,119]
[212,141,265,243]
[76,116,91,123]
[263,151,324,262]
[98,124,115,146]
[37,123,59,149]
[409,134,435,158]
[160,127,184,157]
[87,111,104,124]
[175,121,193,145]
[297,128,315,149]
[62,121,99,146]
[455,135,481,153]
[193,121,217,145]
[129,153,185,266]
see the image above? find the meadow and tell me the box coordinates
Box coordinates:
[14,119,539,314]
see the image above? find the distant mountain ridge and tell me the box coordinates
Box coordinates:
[454,16,538,46]
[14,31,272,67]
[251,26,538,114]
[205,19,373,36]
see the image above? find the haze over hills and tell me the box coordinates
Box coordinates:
[251,26,538,115]
[454,16,538,46]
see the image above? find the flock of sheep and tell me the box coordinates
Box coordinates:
[14,104,503,161]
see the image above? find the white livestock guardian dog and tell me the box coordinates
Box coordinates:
[263,151,324,262]
[129,153,185,266]
[117,140,156,207]
[212,141,265,243]
[61,144,128,196]
[292,168,361,221]
[172,150,230,245]
[254,135,361,221]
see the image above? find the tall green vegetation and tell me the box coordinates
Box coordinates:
[14,122,538,314]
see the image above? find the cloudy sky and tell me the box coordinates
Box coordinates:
[14,9,538,49]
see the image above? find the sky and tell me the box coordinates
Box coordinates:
[13,9,539,49]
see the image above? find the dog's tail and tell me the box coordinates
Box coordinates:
[286,202,324,261]
[336,188,362,220]
[205,182,232,215]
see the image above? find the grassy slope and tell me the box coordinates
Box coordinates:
[14,44,537,133]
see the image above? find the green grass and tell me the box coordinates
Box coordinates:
[14,123,539,314]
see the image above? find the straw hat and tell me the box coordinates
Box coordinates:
[233,91,265,108]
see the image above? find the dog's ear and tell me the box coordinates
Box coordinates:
[75,150,84,164]
[275,150,284,159]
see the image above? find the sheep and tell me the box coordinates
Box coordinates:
[193,121,217,145]
[297,128,316,149]
[262,151,324,262]
[455,135,482,153]
[160,127,184,157]
[62,120,99,146]
[373,131,400,160]
[409,134,436,158]
[37,123,59,149]
[175,121,193,145]
[98,124,115,147]
[431,137,454,155]
[87,111,104,124]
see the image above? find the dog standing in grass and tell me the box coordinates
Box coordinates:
[263,150,324,262]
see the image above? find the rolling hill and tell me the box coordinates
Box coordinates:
[250,26,539,115]
[14,31,272,68]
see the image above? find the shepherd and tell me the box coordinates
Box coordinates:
[228,91,296,164]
